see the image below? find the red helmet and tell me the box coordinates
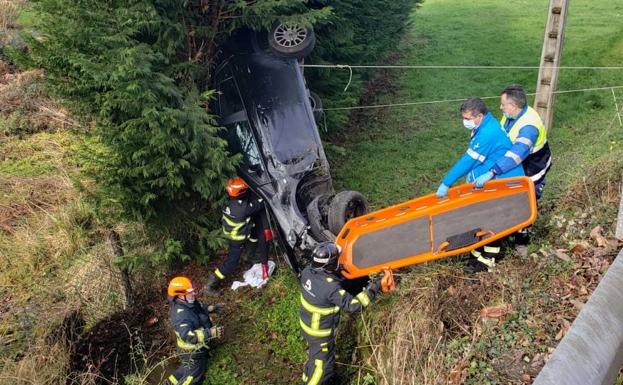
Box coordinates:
[167,276,195,297]
[226,177,249,197]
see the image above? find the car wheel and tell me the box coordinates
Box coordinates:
[306,195,336,242]
[309,91,324,122]
[268,22,316,59]
[328,191,369,235]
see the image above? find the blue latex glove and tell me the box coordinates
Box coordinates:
[436,183,449,198]
[474,171,494,188]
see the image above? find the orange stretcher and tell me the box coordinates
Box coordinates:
[336,177,537,279]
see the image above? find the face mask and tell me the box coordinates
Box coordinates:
[463,119,477,130]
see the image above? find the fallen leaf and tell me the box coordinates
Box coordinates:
[590,226,609,248]
[448,362,467,385]
[447,285,457,296]
[555,249,571,261]
[579,286,588,296]
[145,316,159,326]
[480,303,513,319]
[521,374,531,382]
[570,242,590,254]
[570,299,584,310]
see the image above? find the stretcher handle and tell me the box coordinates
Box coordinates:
[436,241,450,254]
[475,229,494,239]
[436,228,495,253]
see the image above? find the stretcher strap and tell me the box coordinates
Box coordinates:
[437,228,494,253]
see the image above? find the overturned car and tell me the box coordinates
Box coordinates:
[213,24,369,273]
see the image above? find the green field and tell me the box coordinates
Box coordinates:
[325,1,623,384]
[329,0,623,210]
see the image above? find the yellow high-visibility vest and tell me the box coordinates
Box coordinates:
[500,106,547,153]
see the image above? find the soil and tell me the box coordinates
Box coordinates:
[329,49,405,145]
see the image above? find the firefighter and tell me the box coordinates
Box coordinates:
[204,177,270,295]
[166,276,224,385]
[475,84,553,256]
[299,242,384,385]
[436,97,524,271]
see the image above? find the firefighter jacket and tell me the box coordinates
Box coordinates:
[169,297,214,351]
[221,194,265,241]
[299,266,380,340]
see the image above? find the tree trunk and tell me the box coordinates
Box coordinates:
[108,230,134,309]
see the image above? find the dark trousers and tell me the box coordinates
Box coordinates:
[218,215,268,277]
[470,239,502,270]
[168,350,208,385]
[302,338,335,385]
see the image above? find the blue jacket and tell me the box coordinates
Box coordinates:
[492,105,540,175]
[442,112,524,186]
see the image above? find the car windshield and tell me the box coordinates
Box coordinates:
[232,53,319,164]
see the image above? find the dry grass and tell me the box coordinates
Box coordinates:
[356,267,471,385]
[0,0,26,32]
[559,153,623,213]
[0,342,76,385]
[0,64,79,134]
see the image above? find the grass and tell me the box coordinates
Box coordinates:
[324,0,623,384]
[329,0,623,209]
[1,1,622,384]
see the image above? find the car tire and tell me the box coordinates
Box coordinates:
[306,195,336,242]
[309,91,324,122]
[328,191,369,235]
[268,22,316,59]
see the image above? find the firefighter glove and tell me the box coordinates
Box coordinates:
[209,326,224,339]
[367,275,382,294]
[207,303,225,314]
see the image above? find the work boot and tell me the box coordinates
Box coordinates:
[203,274,221,296]
[466,256,494,273]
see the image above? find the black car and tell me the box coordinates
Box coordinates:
[213,24,369,273]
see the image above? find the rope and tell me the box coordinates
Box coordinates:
[302,63,623,70]
[322,85,623,111]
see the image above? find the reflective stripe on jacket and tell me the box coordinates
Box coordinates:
[299,266,377,340]
[221,194,264,241]
[169,297,213,351]
[443,112,524,186]
[500,105,552,183]
[500,106,547,153]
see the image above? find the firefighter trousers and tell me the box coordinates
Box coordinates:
[302,338,335,385]
[167,350,208,385]
[219,218,268,277]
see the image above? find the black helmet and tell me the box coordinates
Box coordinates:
[312,242,341,271]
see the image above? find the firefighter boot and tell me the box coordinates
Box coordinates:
[203,274,221,296]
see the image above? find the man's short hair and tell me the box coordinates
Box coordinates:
[501,84,527,108]
[460,97,488,116]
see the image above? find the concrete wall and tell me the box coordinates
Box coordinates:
[533,249,623,385]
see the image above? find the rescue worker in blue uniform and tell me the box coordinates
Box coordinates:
[474,85,553,255]
[204,177,270,295]
[299,242,384,385]
[436,97,524,271]
[167,276,224,385]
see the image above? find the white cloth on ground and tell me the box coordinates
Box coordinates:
[231,261,276,290]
